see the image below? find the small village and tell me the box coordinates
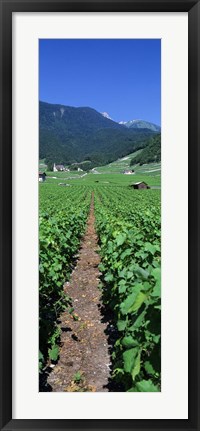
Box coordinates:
[39,160,155,189]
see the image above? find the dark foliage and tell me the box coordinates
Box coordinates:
[39,101,157,167]
[130,134,161,166]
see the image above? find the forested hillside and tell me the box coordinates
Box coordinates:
[130,134,161,166]
[39,101,157,167]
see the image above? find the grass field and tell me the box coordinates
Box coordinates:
[42,173,160,187]
[40,154,161,188]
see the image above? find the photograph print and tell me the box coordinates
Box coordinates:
[39,39,161,393]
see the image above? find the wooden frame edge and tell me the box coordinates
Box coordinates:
[0,1,199,430]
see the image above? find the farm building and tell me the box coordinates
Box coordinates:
[39,172,46,182]
[132,182,150,189]
[53,163,66,172]
[123,169,134,175]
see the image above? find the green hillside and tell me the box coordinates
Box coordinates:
[130,134,161,166]
[39,101,157,168]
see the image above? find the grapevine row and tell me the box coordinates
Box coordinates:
[95,187,161,392]
[39,185,91,369]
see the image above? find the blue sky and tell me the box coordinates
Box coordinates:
[39,39,161,125]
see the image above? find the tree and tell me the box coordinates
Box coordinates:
[47,162,53,171]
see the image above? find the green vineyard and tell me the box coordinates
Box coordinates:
[39,186,91,368]
[39,182,161,392]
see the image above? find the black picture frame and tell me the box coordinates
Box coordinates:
[0,1,199,430]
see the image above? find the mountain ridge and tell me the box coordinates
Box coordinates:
[119,119,161,132]
[39,101,159,168]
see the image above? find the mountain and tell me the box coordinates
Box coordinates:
[39,101,157,168]
[119,119,161,132]
[130,134,161,166]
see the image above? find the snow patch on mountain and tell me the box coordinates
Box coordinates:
[101,112,112,120]
[60,108,65,118]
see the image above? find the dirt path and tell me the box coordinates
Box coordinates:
[47,194,111,392]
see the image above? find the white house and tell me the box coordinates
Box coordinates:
[53,163,65,172]
[123,169,135,175]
